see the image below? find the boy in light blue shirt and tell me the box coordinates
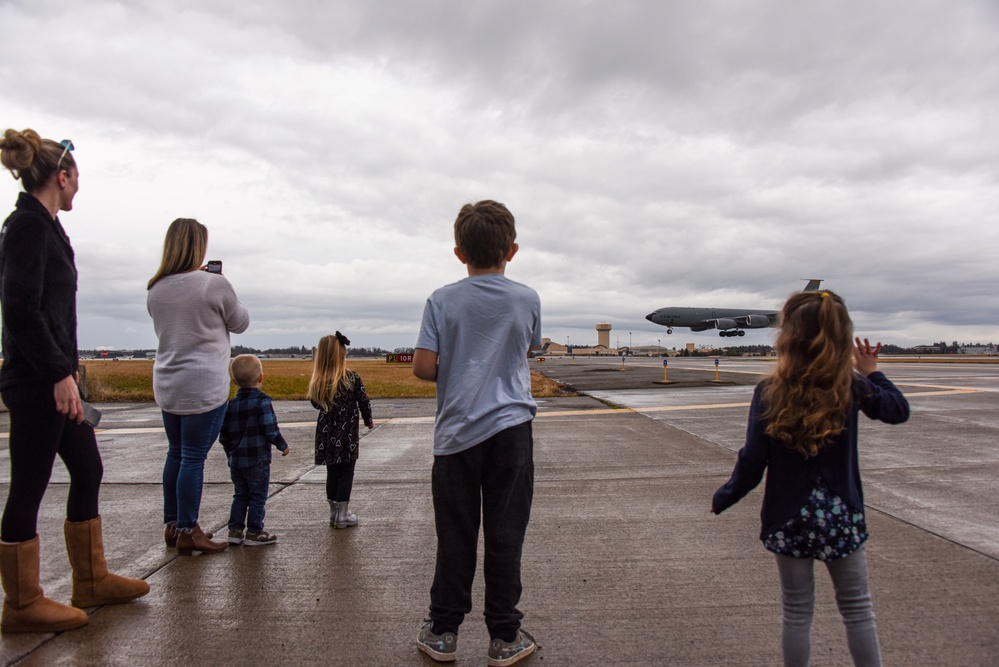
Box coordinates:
[413,200,541,666]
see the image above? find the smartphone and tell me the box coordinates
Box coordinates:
[81,401,102,428]
[206,260,223,274]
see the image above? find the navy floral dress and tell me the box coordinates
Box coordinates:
[763,477,868,561]
[312,371,373,466]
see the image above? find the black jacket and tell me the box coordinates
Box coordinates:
[0,192,78,389]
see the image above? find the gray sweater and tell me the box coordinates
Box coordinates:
[147,270,250,415]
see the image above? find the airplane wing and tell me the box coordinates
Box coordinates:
[698,313,776,330]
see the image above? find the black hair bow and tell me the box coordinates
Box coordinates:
[335,331,350,346]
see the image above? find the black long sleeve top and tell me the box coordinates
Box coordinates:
[0,192,79,390]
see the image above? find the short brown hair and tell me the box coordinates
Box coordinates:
[230,354,263,388]
[454,200,516,269]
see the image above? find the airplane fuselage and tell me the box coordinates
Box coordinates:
[645,307,778,337]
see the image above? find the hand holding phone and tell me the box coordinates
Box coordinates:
[81,401,102,428]
[206,260,223,274]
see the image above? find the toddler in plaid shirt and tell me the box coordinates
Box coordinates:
[219,354,290,546]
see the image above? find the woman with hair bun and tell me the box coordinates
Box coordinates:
[0,129,149,634]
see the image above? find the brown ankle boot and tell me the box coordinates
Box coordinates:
[165,524,213,547]
[65,517,150,608]
[176,525,228,556]
[1,536,88,633]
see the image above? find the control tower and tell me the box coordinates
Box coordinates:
[596,322,612,348]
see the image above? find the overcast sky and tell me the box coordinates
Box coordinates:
[1,0,996,352]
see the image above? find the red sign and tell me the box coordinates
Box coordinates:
[100,350,108,359]
[386,353,414,363]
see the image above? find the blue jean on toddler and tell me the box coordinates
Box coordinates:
[228,460,270,534]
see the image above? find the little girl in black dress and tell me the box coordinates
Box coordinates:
[307,332,373,528]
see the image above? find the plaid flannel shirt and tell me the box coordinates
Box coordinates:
[219,387,288,469]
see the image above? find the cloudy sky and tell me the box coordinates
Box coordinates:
[1,0,996,352]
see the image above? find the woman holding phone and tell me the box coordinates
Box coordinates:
[147,218,249,555]
[0,129,149,633]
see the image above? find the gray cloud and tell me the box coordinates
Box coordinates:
[1,0,996,351]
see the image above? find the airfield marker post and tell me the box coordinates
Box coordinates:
[714,358,720,381]
[663,359,668,382]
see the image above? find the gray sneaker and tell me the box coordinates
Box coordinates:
[226,529,244,545]
[243,530,277,546]
[416,619,457,662]
[487,629,537,666]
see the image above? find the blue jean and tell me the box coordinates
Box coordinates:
[161,405,227,531]
[429,421,534,642]
[775,546,882,667]
[228,460,270,533]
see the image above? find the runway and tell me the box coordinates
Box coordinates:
[538,356,999,559]
[0,357,996,665]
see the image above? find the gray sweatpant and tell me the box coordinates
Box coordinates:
[774,546,882,667]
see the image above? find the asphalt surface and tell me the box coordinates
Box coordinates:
[0,357,997,666]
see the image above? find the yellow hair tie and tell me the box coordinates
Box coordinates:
[820,292,829,298]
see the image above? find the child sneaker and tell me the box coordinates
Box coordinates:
[487,629,537,666]
[226,529,244,545]
[243,531,277,546]
[416,619,457,662]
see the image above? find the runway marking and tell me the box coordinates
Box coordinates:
[0,385,982,438]
[896,383,986,395]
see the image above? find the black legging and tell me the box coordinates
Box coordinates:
[1,382,103,542]
[325,460,356,503]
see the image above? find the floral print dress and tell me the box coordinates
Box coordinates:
[763,477,868,561]
[312,371,373,466]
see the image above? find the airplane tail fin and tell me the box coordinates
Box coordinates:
[801,279,823,292]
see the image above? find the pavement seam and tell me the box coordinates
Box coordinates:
[865,505,999,563]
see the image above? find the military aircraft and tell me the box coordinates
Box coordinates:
[645,280,823,337]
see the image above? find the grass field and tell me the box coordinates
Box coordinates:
[80,359,572,402]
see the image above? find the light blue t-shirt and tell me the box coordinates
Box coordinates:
[416,274,542,456]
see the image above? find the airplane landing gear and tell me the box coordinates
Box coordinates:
[666,328,673,334]
[719,330,746,337]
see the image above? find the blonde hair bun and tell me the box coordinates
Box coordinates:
[0,128,43,176]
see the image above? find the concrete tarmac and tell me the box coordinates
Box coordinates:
[0,358,997,665]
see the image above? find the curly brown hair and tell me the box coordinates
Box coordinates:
[762,290,854,457]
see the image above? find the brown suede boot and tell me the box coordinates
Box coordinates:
[0,536,89,633]
[165,523,213,547]
[176,525,228,556]
[65,517,150,608]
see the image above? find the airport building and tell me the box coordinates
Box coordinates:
[539,323,621,356]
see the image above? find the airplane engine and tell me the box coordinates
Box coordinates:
[739,314,770,328]
[713,318,737,331]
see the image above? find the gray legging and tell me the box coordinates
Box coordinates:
[775,546,882,667]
